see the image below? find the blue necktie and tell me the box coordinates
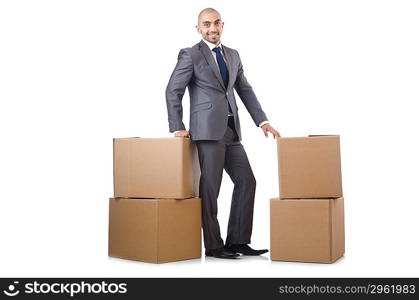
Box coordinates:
[212,47,232,114]
[212,47,229,89]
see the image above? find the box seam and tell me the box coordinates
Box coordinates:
[180,139,186,198]
[128,141,132,197]
[156,200,160,263]
[329,198,334,262]
[113,139,116,197]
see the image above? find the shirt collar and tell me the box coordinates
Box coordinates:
[202,39,223,51]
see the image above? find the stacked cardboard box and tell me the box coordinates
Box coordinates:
[270,135,345,263]
[109,137,202,263]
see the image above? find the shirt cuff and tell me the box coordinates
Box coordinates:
[258,120,269,127]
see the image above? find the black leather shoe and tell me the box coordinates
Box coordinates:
[224,244,268,256]
[205,247,240,259]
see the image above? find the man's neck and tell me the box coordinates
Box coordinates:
[203,38,221,48]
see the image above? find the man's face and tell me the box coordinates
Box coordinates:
[196,11,224,44]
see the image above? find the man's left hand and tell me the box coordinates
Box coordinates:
[261,123,281,139]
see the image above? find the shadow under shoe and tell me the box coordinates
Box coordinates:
[205,247,240,259]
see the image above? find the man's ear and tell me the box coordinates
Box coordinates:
[196,25,200,33]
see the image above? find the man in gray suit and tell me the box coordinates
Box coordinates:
[166,8,281,259]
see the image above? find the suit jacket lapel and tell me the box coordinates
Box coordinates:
[199,40,226,91]
[223,46,234,90]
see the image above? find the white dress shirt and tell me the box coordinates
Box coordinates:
[174,39,269,134]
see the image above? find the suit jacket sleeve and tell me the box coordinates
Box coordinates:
[233,51,269,127]
[165,48,193,132]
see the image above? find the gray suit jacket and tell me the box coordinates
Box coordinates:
[166,40,268,141]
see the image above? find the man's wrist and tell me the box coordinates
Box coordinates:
[258,120,269,127]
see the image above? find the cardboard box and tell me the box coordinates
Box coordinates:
[277,135,342,199]
[108,197,202,264]
[270,197,345,263]
[113,137,200,199]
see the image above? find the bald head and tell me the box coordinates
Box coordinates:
[198,8,221,24]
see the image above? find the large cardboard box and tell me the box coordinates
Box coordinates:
[270,197,345,263]
[108,197,202,264]
[113,137,200,199]
[277,135,342,199]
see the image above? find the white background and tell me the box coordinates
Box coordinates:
[1,0,418,277]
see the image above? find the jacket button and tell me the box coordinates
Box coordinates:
[226,92,229,96]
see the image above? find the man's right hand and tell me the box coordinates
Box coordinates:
[174,130,190,138]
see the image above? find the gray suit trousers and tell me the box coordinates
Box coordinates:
[195,117,256,250]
